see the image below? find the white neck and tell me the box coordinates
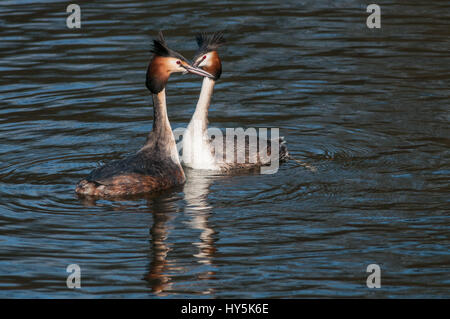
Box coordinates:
[182,77,218,169]
[190,77,215,131]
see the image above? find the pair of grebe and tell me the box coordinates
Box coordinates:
[76,32,288,197]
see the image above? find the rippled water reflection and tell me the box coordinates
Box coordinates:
[0,0,449,298]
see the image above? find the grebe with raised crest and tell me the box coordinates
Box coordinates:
[76,32,214,197]
[181,32,289,172]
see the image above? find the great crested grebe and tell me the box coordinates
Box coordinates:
[182,32,289,172]
[76,32,214,197]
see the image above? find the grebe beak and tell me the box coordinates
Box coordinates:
[182,63,215,79]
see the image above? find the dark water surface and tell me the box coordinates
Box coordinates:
[0,0,449,298]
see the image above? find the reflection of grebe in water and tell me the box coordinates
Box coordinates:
[78,170,219,296]
[146,171,218,296]
[75,32,214,197]
[146,196,177,295]
[183,170,217,267]
[182,32,289,172]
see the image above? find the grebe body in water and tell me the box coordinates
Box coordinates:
[76,32,214,197]
[182,33,289,172]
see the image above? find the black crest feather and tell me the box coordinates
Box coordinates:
[150,31,187,61]
[195,32,226,54]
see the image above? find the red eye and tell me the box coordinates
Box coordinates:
[203,55,206,59]
[176,60,181,64]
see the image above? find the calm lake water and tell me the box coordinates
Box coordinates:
[0,0,449,298]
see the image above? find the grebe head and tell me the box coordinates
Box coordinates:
[192,32,225,80]
[146,31,214,94]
